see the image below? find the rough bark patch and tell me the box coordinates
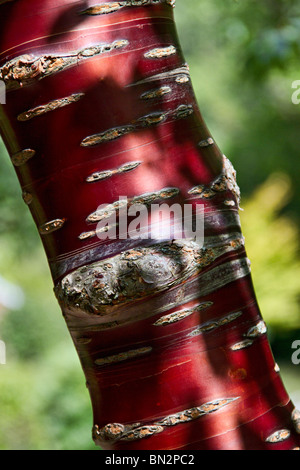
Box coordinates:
[0,41,129,90]
[55,239,244,315]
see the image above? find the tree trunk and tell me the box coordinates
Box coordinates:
[0,0,299,450]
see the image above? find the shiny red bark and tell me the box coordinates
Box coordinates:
[0,0,299,450]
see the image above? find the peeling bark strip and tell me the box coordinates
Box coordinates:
[39,218,66,235]
[80,0,176,16]
[292,409,300,434]
[86,161,141,183]
[193,258,251,299]
[130,65,190,87]
[144,45,177,59]
[17,93,85,122]
[153,301,213,326]
[94,397,238,443]
[11,148,36,166]
[265,429,291,444]
[94,346,152,366]
[188,156,241,205]
[188,310,243,337]
[86,187,179,223]
[204,231,243,250]
[81,104,194,147]
[0,41,129,90]
[55,239,245,315]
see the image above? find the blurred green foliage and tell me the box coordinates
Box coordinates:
[240,173,300,331]
[0,0,299,450]
[176,0,300,218]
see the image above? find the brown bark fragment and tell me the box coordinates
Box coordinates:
[157,397,239,426]
[93,422,164,443]
[292,409,300,434]
[244,320,267,339]
[188,310,243,337]
[11,149,36,166]
[230,339,254,351]
[17,93,84,121]
[95,346,153,367]
[22,191,33,205]
[144,45,177,59]
[86,161,141,183]
[39,219,66,235]
[265,429,291,444]
[140,86,172,100]
[198,137,214,148]
[153,301,213,326]
[81,126,135,147]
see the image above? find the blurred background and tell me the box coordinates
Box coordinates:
[0,0,299,450]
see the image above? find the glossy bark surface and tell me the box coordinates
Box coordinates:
[1,0,299,450]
